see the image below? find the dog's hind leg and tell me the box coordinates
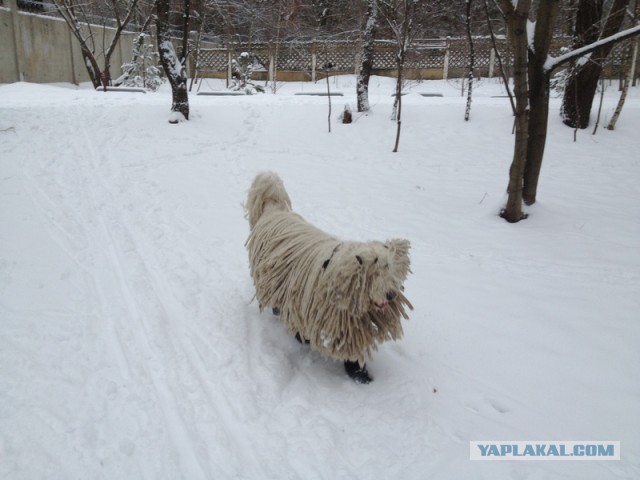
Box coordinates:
[344,360,373,384]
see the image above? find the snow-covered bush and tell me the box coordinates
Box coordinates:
[230,52,265,95]
[119,34,164,91]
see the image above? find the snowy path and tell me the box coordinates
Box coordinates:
[1,79,639,479]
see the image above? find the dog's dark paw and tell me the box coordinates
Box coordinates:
[344,360,373,384]
[295,332,310,345]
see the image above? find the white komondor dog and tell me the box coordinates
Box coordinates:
[245,172,413,383]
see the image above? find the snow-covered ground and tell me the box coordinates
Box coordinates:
[1,76,638,479]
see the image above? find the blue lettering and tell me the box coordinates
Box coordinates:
[477,444,490,456]
[500,444,513,456]
[535,444,547,456]
[487,445,500,456]
[547,444,560,456]
[599,444,614,457]
[523,445,535,456]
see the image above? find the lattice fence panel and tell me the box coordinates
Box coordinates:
[196,49,228,72]
[603,41,632,76]
[317,47,356,71]
[252,49,271,72]
[408,48,447,69]
[194,37,634,80]
[373,48,397,69]
[276,45,311,71]
[474,47,491,68]
[448,48,469,70]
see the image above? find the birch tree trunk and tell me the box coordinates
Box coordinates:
[464,0,474,121]
[357,0,378,112]
[607,0,639,130]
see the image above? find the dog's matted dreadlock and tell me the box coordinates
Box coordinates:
[245,171,413,383]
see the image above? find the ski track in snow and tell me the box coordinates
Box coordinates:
[1,78,639,480]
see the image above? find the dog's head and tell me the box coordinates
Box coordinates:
[246,172,292,229]
[328,239,411,314]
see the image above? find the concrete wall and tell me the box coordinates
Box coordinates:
[1,0,136,84]
[0,6,20,83]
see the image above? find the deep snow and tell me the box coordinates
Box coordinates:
[0,76,638,479]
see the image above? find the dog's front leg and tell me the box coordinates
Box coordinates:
[344,360,373,384]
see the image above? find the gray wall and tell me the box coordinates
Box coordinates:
[1,0,136,84]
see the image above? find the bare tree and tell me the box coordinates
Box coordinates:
[483,0,516,115]
[561,0,631,129]
[607,0,639,130]
[379,0,417,153]
[500,0,640,222]
[52,0,141,89]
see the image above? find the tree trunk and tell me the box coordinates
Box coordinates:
[391,0,414,153]
[464,0,474,121]
[607,0,639,130]
[156,0,190,122]
[357,0,378,112]
[80,49,103,90]
[484,0,516,115]
[392,51,404,152]
[522,0,560,206]
[607,36,638,129]
[561,0,630,128]
[500,0,532,223]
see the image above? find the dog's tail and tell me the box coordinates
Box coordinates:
[246,171,292,229]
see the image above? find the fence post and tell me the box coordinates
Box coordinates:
[311,52,316,82]
[489,47,495,79]
[227,50,232,86]
[7,0,24,82]
[185,30,197,80]
[268,54,275,84]
[443,39,450,80]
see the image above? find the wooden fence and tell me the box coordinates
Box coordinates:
[193,37,634,85]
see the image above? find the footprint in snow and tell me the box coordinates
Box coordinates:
[486,397,510,414]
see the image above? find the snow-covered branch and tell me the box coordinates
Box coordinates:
[545,24,640,73]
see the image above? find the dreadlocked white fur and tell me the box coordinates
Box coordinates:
[245,172,413,365]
